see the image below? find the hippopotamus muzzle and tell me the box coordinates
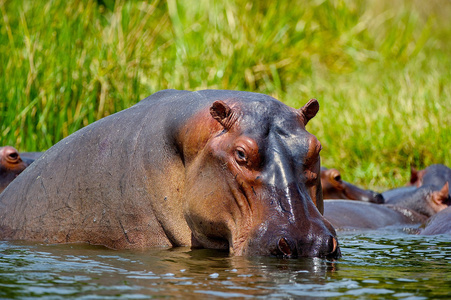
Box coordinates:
[321,167,384,204]
[246,221,341,259]
[241,184,341,259]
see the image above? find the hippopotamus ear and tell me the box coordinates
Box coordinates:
[409,166,418,185]
[432,182,450,206]
[299,99,319,125]
[210,100,237,130]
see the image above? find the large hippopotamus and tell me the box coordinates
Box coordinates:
[0,146,34,193]
[320,167,384,203]
[420,206,451,235]
[0,89,340,259]
[324,183,450,230]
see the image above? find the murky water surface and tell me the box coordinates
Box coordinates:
[0,231,450,299]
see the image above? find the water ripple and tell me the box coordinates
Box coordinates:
[0,233,450,299]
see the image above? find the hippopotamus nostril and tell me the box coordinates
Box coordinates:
[327,236,341,259]
[331,237,338,254]
[278,237,292,256]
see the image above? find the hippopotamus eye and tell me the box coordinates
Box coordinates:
[333,175,341,182]
[235,148,247,164]
[6,152,19,163]
[8,153,18,160]
[328,169,342,183]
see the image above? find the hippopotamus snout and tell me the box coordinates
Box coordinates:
[246,215,341,259]
[321,167,385,204]
[346,186,385,204]
[274,232,340,259]
[372,192,385,204]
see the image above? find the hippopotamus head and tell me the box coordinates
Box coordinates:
[181,95,340,259]
[320,167,384,203]
[409,165,451,197]
[0,146,32,193]
[391,182,450,217]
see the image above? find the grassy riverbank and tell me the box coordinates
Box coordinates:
[1,0,450,189]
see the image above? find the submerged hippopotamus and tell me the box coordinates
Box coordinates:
[408,164,451,196]
[0,89,340,259]
[0,146,34,193]
[320,167,384,203]
[383,183,450,214]
[323,200,428,231]
[324,183,450,230]
[420,206,451,235]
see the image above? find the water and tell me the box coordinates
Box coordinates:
[0,231,450,299]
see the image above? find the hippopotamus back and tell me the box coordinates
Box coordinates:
[420,206,451,235]
[323,200,428,231]
[325,183,450,231]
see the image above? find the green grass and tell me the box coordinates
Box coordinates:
[1,0,450,190]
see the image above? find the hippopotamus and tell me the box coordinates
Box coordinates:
[324,183,450,230]
[0,146,35,193]
[420,206,451,235]
[323,200,428,231]
[383,183,449,209]
[321,167,384,203]
[408,164,451,196]
[385,183,450,216]
[0,89,340,259]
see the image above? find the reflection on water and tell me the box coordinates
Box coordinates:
[0,231,450,299]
